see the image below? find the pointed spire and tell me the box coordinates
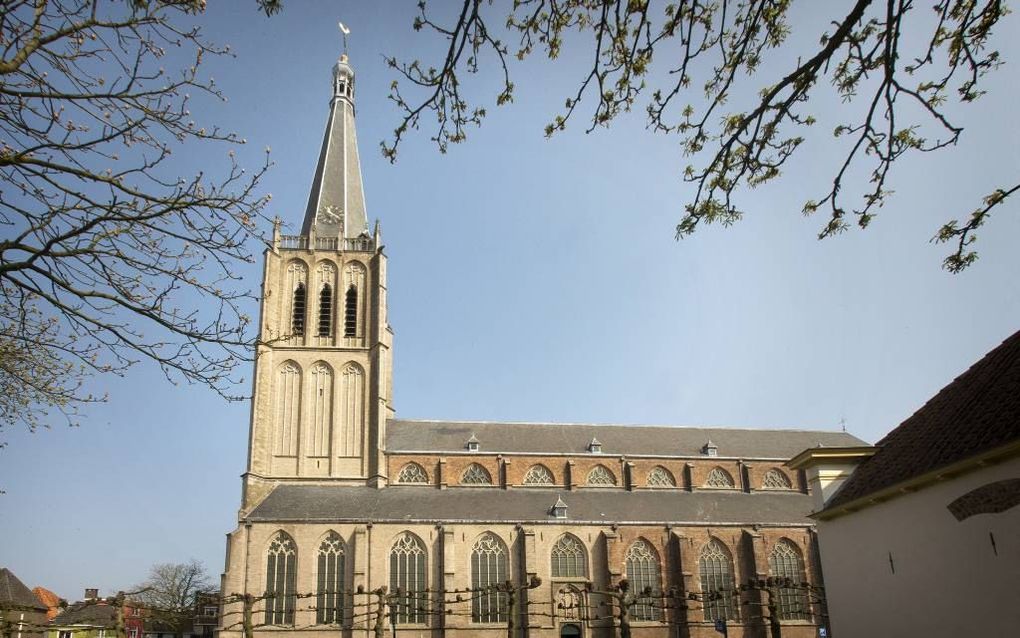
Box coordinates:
[301,48,368,241]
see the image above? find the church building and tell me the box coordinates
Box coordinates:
[218,50,863,638]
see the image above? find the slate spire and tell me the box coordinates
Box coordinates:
[300,52,368,240]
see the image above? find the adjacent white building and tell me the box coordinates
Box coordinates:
[790,330,1020,638]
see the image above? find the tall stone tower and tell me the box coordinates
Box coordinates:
[241,52,392,511]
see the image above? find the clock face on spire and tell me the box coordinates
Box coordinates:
[317,205,343,226]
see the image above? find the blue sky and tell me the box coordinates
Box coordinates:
[2,1,1018,600]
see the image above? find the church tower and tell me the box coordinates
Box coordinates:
[242,52,392,509]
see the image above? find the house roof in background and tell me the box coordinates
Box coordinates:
[825,329,1020,511]
[0,567,46,611]
[52,602,117,627]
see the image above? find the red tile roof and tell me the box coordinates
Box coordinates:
[32,586,61,620]
[824,329,1020,510]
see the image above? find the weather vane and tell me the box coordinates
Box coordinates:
[338,22,350,54]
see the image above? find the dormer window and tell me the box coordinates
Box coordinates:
[587,437,602,454]
[702,440,719,457]
[466,434,480,452]
[551,496,568,519]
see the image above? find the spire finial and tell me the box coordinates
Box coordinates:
[338,22,350,55]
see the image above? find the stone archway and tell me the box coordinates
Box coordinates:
[560,623,582,638]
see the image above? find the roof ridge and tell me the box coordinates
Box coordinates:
[388,417,849,435]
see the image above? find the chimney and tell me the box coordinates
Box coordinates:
[84,588,99,601]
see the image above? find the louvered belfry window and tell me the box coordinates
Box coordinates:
[291,283,306,336]
[625,540,661,621]
[700,539,739,622]
[318,283,333,337]
[551,535,587,578]
[265,532,297,625]
[471,533,508,623]
[316,532,346,624]
[344,285,357,337]
[769,540,809,620]
[389,533,427,624]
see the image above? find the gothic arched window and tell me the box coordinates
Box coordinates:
[551,534,587,579]
[625,540,660,621]
[316,532,345,624]
[389,533,427,624]
[769,540,808,620]
[699,539,739,622]
[586,465,617,486]
[762,468,793,490]
[647,466,677,487]
[522,464,554,486]
[396,463,429,484]
[344,285,357,337]
[461,463,492,485]
[471,533,508,623]
[704,467,736,488]
[265,532,297,625]
[318,283,333,337]
[291,282,306,336]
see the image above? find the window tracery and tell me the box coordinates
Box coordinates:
[586,465,617,486]
[522,464,554,486]
[265,532,297,625]
[647,466,676,487]
[551,535,587,578]
[769,540,808,620]
[625,540,660,621]
[316,532,345,624]
[471,534,508,623]
[396,463,429,484]
[389,533,427,624]
[704,467,736,488]
[699,539,738,622]
[461,463,493,485]
[762,468,793,490]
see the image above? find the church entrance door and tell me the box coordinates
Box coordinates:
[560,623,582,638]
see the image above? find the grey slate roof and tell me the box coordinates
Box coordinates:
[0,567,46,611]
[386,419,866,459]
[300,56,368,240]
[247,485,815,526]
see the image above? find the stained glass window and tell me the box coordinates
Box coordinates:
[586,465,617,486]
[461,463,493,485]
[396,463,429,484]
[265,532,297,625]
[551,535,587,578]
[625,540,660,621]
[523,465,555,485]
[471,534,508,623]
[704,467,736,488]
[647,466,676,487]
[769,540,808,620]
[316,532,345,624]
[762,469,793,490]
[389,533,427,624]
[699,539,738,622]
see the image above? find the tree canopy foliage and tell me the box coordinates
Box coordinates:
[0,0,272,439]
[380,0,1015,271]
[134,559,212,636]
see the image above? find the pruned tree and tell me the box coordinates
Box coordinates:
[134,560,212,638]
[381,0,1015,272]
[0,0,276,440]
